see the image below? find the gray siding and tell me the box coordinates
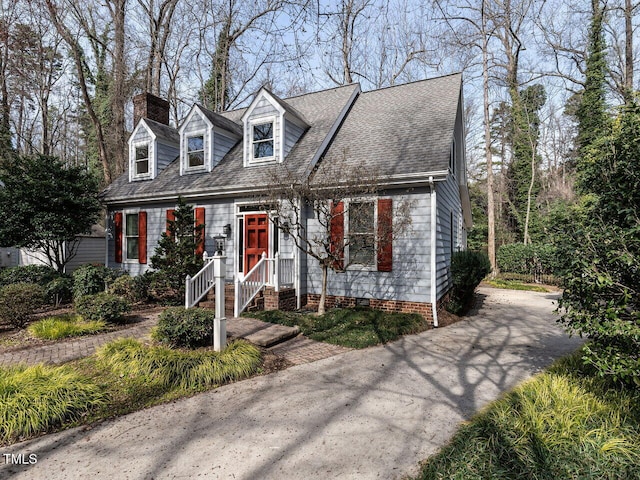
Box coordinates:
[64,237,106,273]
[284,120,305,157]
[305,188,432,303]
[107,200,237,280]
[0,247,19,268]
[213,133,237,166]
[435,174,463,299]
[131,126,152,144]
[157,141,179,172]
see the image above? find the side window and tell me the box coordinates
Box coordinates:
[135,145,149,175]
[125,213,140,260]
[252,122,274,159]
[187,135,205,167]
[348,201,375,266]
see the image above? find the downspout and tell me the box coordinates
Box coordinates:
[429,177,439,328]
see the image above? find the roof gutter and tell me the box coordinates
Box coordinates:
[429,176,439,328]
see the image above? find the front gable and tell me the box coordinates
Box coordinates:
[241,88,309,167]
[129,121,156,182]
[179,105,242,176]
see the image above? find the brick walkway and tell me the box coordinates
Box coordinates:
[0,311,350,367]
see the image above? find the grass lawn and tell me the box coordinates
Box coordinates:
[248,307,429,348]
[484,278,550,292]
[0,339,261,445]
[414,349,640,479]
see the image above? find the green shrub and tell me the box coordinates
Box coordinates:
[497,243,558,277]
[108,274,149,303]
[28,314,106,340]
[96,338,261,389]
[0,282,46,329]
[0,364,106,443]
[447,251,491,315]
[75,293,131,324]
[72,264,124,300]
[45,276,73,306]
[0,265,59,287]
[153,307,215,348]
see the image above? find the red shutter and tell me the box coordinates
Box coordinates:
[377,199,393,272]
[195,207,205,257]
[114,212,123,263]
[138,211,147,264]
[166,209,175,236]
[330,201,344,270]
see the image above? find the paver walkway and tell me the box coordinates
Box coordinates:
[0,310,348,367]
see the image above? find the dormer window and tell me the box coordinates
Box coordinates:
[253,122,274,159]
[135,145,149,175]
[188,135,205,167]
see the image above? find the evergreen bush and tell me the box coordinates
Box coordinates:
[497,243,558,276]
[72,264,123,300]
[75,293,131,324]
[45,276,73,306]
[108,274,149,303]
[0,265,59,288]
[0,282,46,328]
[447,251,491,315]
[153,307,214,348]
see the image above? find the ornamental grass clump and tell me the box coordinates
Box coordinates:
[28,314,106,340]
[96,338,261,390]
[0,364,106,444]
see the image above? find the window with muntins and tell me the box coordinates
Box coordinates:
[348,201,375,265]
[188,135,205,167]
[125,213,139,260]
[252,122,274,159]
[135,145,149,175]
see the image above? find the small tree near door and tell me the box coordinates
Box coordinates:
[150,197,204,303]
[260,159,412,315]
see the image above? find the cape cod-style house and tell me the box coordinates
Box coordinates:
[100,73,472,326]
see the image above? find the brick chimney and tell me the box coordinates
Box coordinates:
[133,92,170,126]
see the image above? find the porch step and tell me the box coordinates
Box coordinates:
[226,317,300,348]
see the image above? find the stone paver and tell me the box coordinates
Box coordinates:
[0,310,350,367]
[0,310,162,367]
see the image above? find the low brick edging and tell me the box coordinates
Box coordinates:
[264,287,296,311]
[304,294,434,324]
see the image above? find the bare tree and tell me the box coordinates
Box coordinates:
[259,158,412,314]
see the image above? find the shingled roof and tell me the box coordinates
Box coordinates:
[143,118,179,145]
[102,73,463,204]
[311,72,462,185]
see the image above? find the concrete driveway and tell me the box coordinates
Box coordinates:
[1,287,583,480]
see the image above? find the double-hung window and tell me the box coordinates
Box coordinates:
[135,145,149,175]
[252,122,274,160]
[348,201,375,266]
[187,135,205,167]
[125,213,140,261]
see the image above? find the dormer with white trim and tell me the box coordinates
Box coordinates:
[242,88,309,167]
[179,104,242,176]
[128,118,179,182]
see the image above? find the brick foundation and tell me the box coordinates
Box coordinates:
[304,294,434,325]
[264,287,297,311]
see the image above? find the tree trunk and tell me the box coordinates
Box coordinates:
[482,0,497,275]
[318,263,328,315]
[624,0,634,103]
[523,145,536,245]
[111,0,127,177]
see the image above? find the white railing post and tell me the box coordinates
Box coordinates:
[274,252,280,292]
[213,255,226,352]
[234,277,240,318]
[185,275,191,309]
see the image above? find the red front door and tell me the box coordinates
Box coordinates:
[244,214,269,272]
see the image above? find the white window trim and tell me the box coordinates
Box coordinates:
[450,139,456,175]
[183,131,208,173]
[132,141,152,178]
[344,198,378,271]
[248,116,277,165]
[123,209,141,264]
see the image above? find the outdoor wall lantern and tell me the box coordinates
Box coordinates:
[213,234,226,255]
[223,223,232,236]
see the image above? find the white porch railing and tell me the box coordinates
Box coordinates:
[234,252,269,317]
[185,252,216,308]
[234,252,295,316]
